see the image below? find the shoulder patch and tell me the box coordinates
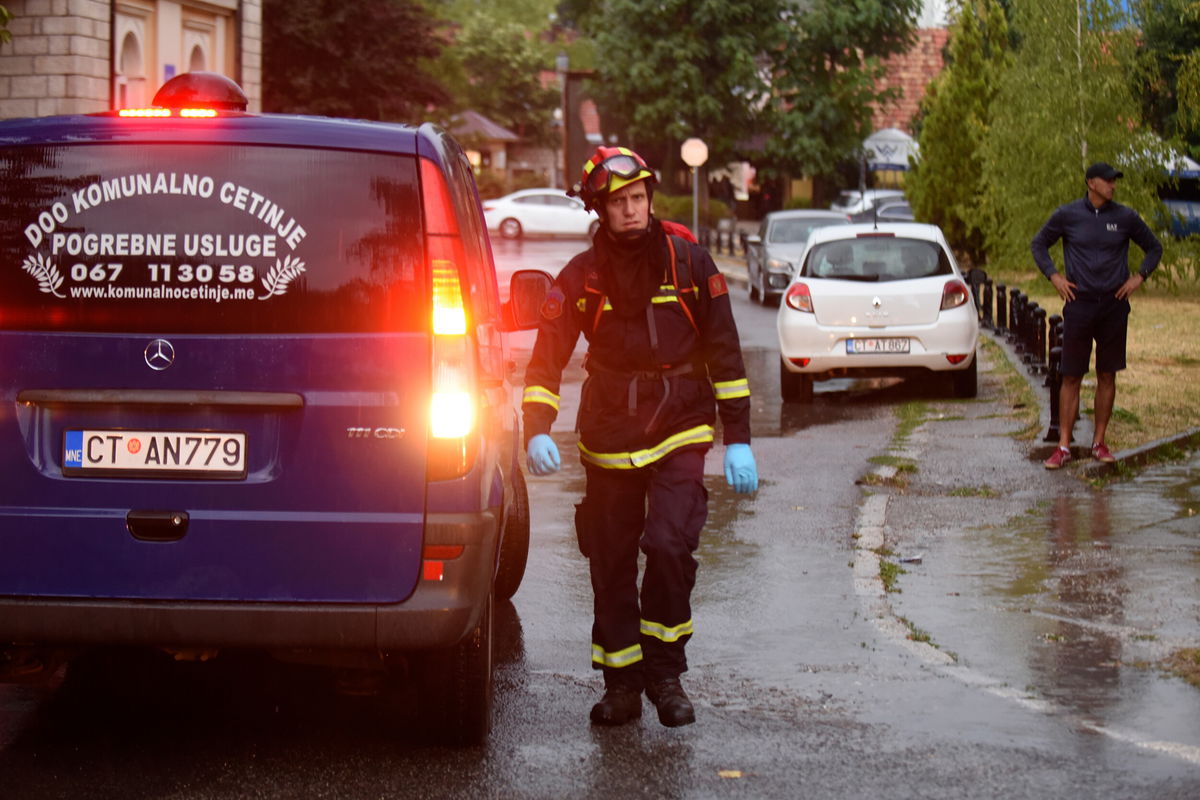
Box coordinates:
[708,272,728,299]
[541,288,565,320]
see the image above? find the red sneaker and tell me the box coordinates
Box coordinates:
[1091,442,1116,463]
[1044,447,1072,470]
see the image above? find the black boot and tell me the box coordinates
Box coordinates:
[646,677,695,727]
[589,686,643,725]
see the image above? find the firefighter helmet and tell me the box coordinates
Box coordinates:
[569,146,656,211]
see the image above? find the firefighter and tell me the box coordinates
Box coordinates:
[523,146,758,727]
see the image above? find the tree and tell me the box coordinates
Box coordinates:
[1131,0,1200,158]
[440,13,560,147]
[979,0,1165,270]
[0,4,11,45]
[575,0,785,184]
[907,0,1012,267]
[760,0,922,183]
[262,0,448,121]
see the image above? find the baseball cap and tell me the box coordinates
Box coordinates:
[1085,162,1123,181]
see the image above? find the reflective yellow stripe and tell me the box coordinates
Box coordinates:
[577,424,714,469]
[651,284,679,304]
[640,618,694,643]
[523,385,560,410]
[713,378,750,400]
[592,643,643,668]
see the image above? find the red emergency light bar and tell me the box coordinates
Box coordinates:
[117,107,219,118]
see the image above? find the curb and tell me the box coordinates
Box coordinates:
[712,254,749,289]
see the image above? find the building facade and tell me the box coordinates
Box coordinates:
[0,0,261,119]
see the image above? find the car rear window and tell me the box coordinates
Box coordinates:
[768,218,849,244]
[803,237,952,281]
[1,144,426,333]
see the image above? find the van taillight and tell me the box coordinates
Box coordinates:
[423,159,479,480]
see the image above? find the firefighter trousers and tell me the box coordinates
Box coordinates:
[578,447,709,689]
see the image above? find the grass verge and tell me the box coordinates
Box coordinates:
[995,278,1200,450]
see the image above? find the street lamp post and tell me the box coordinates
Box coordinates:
[680,138,709,238]
[556,52,569,190]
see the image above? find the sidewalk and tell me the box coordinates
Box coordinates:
[854,329,1200,765]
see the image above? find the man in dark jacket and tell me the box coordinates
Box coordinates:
[1031,162,1162,469]
[523,146,758,727]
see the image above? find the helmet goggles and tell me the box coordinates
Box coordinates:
[583,153,652,196]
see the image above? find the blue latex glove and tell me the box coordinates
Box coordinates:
[526,433,561,476]
[723,443,758,494]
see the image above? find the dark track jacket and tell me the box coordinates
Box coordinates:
[522,234,751,470]
[1031,196,1162,295]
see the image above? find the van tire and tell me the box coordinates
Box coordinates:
[420,592,494,746]
[494,469,529,601]
[780,359,813,403]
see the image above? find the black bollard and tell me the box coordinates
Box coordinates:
[1008,290,1024,347]
[1045,314,1063,387]
[1044,344,1063,442]
[1033,306,1047,372]
[996,284,1008,334]
[1021,301,1040,367]
[982,279,995,330]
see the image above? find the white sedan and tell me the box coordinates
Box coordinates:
[776,222,979,403]
[483,188,600,240]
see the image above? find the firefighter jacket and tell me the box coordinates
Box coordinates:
[522,231,751,470]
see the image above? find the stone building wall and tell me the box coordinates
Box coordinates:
[0,0,262,120]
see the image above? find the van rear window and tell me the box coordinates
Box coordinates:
[1,144,426,333]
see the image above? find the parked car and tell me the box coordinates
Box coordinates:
[1164,198,1200,238]
[829,188,905,217]
[745,209,852,305]
[483,188,600,240]
[0,72,535,745]
[851,200,915,224]
[776,222,979,403]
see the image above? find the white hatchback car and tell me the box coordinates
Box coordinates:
[776,223,979,403]
[483,188,600,240]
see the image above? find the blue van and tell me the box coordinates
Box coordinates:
[0,73,530,744]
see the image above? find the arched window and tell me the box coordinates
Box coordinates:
[189,44,207,72]
[116,27,147,108]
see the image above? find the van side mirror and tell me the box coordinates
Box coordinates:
[503,269,553,330]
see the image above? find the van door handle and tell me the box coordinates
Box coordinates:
[126,510,190,542]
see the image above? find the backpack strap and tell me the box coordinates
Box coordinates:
[666,234,701,335]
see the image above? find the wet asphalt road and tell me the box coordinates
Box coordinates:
[0,237,1197,798]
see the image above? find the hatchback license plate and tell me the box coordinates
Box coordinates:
[847,338,910,354]
[63,429,247,478]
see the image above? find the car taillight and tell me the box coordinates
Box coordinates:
[422,158,479,481]
[784,282,813,313]
[941,279,971,310]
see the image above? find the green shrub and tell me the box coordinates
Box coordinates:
[653,194,731,226]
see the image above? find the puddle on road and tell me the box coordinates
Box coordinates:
[903,452,1200,740]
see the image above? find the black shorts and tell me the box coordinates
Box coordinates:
[1060,293,1130,377]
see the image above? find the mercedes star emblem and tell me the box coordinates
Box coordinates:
[144,338,176,371]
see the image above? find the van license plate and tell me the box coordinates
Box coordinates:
[847,338,910,354]
[63,430,247,478]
